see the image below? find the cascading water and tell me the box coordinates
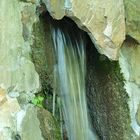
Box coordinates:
[51,19,98,140]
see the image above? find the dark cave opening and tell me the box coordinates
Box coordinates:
[31,6,131,139]
[38,9,100,139]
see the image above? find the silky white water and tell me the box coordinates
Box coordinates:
[51,23,97,140]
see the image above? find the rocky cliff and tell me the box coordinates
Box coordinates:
[0,0,140,139]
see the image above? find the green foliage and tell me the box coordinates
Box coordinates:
[31,95,44,108]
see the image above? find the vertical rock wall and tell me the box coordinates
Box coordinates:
[86,40,134,140]
[119,1,140,138]
[0,0,60,140]
[119,38,140,137]
[0,0,40,92]
[0,0,43,139]
[0,0,39,139]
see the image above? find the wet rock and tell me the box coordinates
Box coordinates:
[86,43,134,139]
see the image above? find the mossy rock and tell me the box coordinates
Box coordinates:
[37,108,61,140]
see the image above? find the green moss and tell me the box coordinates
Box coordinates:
[86,45,132,139]
[30,15,61,140]
[30,16,55,110]
[37,108,61,140]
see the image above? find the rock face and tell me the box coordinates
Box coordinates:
[0,0,60,140]
[0,0,40,92]
[86,39,134,140]
[0,0,41,139]
[1,0,140,140]
[119,38,140,137]
[16,105,44,140]
[42,1,140,138]
[124,0,140,43]
[42,0,125,60]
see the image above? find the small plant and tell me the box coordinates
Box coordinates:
[31,95,44,108]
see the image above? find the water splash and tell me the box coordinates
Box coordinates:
[51,22,98,140]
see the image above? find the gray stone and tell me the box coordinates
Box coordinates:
[18,105,44,140]
[0,0,40,93]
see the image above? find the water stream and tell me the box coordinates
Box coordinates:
[51,20,98,140]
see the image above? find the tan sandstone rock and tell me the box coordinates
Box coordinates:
[42,0,125,60]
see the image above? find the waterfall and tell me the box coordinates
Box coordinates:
[51,20,98,140]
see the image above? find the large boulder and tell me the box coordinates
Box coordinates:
[42,0,125,60]
[0,0,40,92]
